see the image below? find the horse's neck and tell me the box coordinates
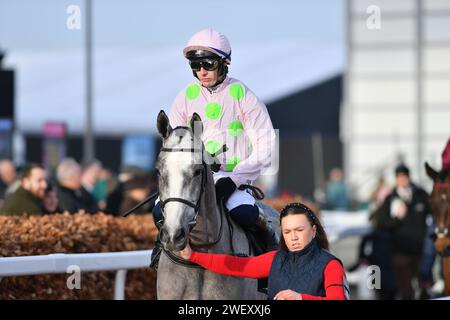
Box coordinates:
[190,167,227,252]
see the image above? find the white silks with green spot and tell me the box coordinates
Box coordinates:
[168,77,276,188]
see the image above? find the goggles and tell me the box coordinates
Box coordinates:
[189,58,220,72]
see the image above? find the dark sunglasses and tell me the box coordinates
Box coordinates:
[189,59,220,72]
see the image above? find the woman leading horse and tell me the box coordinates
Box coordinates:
[179,202,350,300]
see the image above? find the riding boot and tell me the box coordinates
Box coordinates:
[149,221,163,270]
[255,209,279,252]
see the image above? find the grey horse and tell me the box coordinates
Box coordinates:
[154,110,280,300]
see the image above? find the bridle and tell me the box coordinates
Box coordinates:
[435,183,450,189]
[433,182,450,240]
[158,145,225,252]
[158,147,205,231]
[157,144,231,268]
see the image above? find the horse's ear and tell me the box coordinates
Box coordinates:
[425,162,438,181]
[157,110,172,139]
[190,113,203,139]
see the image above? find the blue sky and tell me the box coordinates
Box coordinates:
[0,0,344,51]
[0,0,345,135]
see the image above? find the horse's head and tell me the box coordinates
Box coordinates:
[425,162,450,252]
[155,110,207,251]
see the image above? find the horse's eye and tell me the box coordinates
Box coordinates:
[193,169,202,177]
[155,169,161,176]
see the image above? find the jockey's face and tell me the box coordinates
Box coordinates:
[281,214,317,252]
[196,67,219,88]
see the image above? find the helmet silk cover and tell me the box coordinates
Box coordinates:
[183,28,232,64]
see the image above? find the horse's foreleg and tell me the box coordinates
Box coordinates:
[200,272,261,300]
[156,254,202,300]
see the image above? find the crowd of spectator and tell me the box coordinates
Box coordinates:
[0,158,157,217]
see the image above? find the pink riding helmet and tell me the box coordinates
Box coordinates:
[183,28,232,64]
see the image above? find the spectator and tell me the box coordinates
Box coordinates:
[81,159,102,196]
[325,168,350,210]
[0,163,47,216]
[370,176,391,208]
[0,159,17,202]
[119,174,152,214]
[92,168,113,211]
[367,176,392,222]
[43,182,60,214]
[106,165,146,215]
[352,226,397,300]
[376,164,431,300]
[56,158,98,214]
[346,175,397,300]
[80,159,102,211]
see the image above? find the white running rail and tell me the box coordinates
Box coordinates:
[0,211,374,300]
[0,250,152,300]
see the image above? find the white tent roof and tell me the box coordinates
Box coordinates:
[4,39,343,135]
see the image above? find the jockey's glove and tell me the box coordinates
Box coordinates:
[215,177,236,203]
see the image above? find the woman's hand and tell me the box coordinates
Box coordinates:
[179,243,192,260]
[274,289,302,300]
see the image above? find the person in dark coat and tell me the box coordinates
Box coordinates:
[42,181,61,214]
[0,163,47,216]
[119,174,153,215]
[376,164,431,300]
[0,159,17,202]
[105,165,147,216]
[81,159,102,210]
[56,158,98,214]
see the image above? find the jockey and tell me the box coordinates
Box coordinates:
[150,28,278,268]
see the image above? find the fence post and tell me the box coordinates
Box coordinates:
[114,269,128,300]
